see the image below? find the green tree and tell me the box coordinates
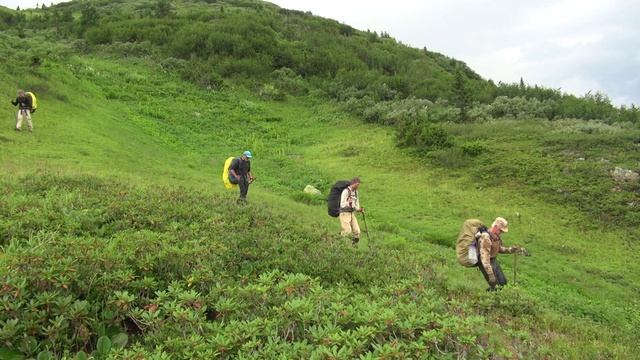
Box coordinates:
[61,9,73,23]
[452,69,472,121]
[154,0,174,18]
[80,4,99,27]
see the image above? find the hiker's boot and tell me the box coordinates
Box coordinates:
[352,237,360,246]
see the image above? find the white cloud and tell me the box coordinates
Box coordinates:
[0,0,64,9]
[559,76,602,97]
[520,0,614,33]
[552,33,604,48]
[494,47,523,65]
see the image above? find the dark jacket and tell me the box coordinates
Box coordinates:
[11,94,33,110]
[229,157,251,178]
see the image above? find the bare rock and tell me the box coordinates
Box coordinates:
[611,167,639,182]
[304,185,322,196]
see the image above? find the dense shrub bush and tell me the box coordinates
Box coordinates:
[272,67,308,96]
[396,119,453,151]
[487,96,554,119]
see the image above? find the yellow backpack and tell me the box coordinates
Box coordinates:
[222,157,238,190]
[26,91,37,113]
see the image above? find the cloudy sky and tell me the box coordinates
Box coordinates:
[3,0,639,106]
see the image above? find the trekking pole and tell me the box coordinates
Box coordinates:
[361,211,371,247]
[513,252,518,285]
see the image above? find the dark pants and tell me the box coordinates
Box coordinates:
[478,257,507,289]
[230,174,249,202]
[238,176,249,201]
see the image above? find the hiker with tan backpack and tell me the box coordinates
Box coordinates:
[456,217,529,291]
[11,90,37,132]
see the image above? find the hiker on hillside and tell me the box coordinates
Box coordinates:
[228,150,255,204]
[11,90,34,132]
[339,177,364,245]
[476,217,527,291]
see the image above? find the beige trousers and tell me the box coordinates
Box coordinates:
[16,109,33,131]
[339,212,361,239]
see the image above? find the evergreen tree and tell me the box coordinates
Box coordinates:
[80,4,99,27]
[61,9,73,23]
[452,69,472,122]
[154,0,174,18]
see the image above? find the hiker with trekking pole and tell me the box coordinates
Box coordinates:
[11,90,36,132]
[456,217,529,291]
[227,150,255,204]
[327,177,365,245]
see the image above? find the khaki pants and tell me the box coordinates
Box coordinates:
[16,109,33,131]
[339,212,361,240]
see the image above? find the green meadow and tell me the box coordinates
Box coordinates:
[1,1,639,359]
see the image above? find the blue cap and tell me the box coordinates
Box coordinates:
[243,150,252,158]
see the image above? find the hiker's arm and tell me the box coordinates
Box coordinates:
[499,245,518,253]
[479,233,496,285]
[228,166,237,178]
[229,159,239,179]
[11,98,18,106]
[354,191,361,211]
[499,245,523,254]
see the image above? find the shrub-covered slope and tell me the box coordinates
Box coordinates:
[1,1,639,359]
[2,175,636,359]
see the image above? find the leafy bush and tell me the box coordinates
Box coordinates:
[272,67,308,96]
[258,83,286,101]
[396,119,453,151]
[460,140,488,157]
[487,96,554,120]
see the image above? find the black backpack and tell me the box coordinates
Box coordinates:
[327,180,351,217]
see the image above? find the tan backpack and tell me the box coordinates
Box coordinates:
[456,219,485,267]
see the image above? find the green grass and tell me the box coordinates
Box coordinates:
[1,33,639,359]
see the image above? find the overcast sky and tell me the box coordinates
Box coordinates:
[3,0,639,106]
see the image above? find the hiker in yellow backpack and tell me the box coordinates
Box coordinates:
[11,90,35,132]
[476,217,528,291]
[228,151,255,204]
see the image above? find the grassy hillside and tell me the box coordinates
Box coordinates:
[1,1,639,359]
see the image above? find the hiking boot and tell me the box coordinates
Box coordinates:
[352,237,360,245]
[15,128,21,131]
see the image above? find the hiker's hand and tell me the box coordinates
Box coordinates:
[359,207,365,213]
[519,247,530,256]
[510,246,521,254]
